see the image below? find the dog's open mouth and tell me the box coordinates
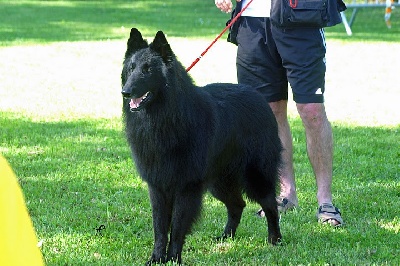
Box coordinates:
[128,91,152,111]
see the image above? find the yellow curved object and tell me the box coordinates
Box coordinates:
[0,155,44,265]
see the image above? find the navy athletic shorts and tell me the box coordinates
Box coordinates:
[236,17,327,103]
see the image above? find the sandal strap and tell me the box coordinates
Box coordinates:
[319,203,341,215]
[277,196,289,208]
[317,203,344,225]
[255,196,296,217]
[276,196,296,212]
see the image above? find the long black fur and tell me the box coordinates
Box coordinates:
[121,28,282,265]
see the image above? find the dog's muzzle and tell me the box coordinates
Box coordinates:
[122,90,152,112]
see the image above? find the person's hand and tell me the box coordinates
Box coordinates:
[215,0,241,13]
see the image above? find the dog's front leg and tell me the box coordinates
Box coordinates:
[166,186,203,264]
[147,185,172,264]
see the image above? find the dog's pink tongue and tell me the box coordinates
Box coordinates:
[129,98,141,109]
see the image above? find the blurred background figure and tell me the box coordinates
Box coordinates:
[385,0,395,28]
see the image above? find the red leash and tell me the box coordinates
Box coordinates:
[186,0,254,72]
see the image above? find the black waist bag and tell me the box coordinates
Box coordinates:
[272,0,329,28]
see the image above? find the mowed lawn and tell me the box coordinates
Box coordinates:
[0,1,399,265]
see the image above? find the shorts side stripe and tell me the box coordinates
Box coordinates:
[319,28,326,49]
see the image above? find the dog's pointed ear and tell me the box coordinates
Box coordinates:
[125,28,148,59]
[150,31,174,64]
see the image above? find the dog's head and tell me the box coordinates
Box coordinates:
[121,28,174,112]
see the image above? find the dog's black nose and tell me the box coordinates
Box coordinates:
[121,91,131,98]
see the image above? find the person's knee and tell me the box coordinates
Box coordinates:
[297,103,329,128]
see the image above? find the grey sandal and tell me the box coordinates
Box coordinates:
[276,196,296,213]
[256,196,296,218]
[317,203,344,227]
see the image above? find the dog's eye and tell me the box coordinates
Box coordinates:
[142,64,150,74]
[129,63,136,73]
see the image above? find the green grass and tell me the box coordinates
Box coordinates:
[1,113,398,265]
[0,0,227,46]
[1,0,400,46]
[1,0,399,265]
[1,112,399,265]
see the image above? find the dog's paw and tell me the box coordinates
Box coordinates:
[146,255,166,265]
[268,234,283,246]
[215,232,234,242]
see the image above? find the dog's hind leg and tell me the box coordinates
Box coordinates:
[257,194,282,244]
[147,185,172,264]
[244,164,282,245]
[166,184,203,264]
[209,178,246,240]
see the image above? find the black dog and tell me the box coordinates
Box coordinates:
[121,28,282,264]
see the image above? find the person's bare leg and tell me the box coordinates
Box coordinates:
[269,100,298,207]
[296,102,344,225]
[296,103,333,206]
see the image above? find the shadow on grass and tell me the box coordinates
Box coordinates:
[1,112,398,264]
[1,1,400,46]
[0,0,227,46]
